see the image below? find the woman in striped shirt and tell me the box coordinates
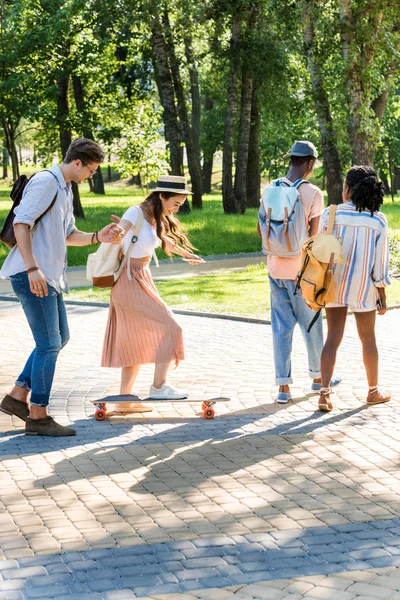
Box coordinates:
[318,166,391,411]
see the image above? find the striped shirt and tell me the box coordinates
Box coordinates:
[319,201,391,311]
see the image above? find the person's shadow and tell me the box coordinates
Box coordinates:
[22,401,371,496]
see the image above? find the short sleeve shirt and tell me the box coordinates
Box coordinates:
[121,206,160,258]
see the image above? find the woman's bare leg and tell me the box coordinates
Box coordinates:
[319,307,348,410]
[321,307,348,388]
[354,310,390,404]
[120,365,141,394]
[353,310,378,386]
[112,365,152,412]
[153,361,171,389]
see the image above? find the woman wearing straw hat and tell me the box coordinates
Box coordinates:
[101,175,204,413]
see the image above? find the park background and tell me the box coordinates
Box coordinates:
[0,0,400,316]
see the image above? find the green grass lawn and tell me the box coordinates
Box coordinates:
[68,263,400,318]
[1,173,400,274]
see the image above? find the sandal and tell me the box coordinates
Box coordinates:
[318,388,333,412]
[366,387,391,405]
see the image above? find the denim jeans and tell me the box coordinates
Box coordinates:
[269,275,323,385]
[10,272,69,406]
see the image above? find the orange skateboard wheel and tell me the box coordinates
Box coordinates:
[204,407,215,419]
[95,409,106,421]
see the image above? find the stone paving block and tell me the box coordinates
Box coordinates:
[0,560,18,571]
[24,584,71,598]
[119,575,162,589]
[102,591,137,600]
[346,582,395,598]
[118,564,162,577]
[303,588,355,600]
[0,593,24,600]
[181,557,227,569]
[174,567,219,581]
[3,566,47,580]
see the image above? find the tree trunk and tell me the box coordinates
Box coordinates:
[338,1,384,164]
[184,34,201,165]
[202,153,213,194]
[163,11,202,208]
[3,122,19,182]
[201,95,217,194]
[18,146,23,166]
[151,17,183,177]
[2,144,8,179]
[57,74,85,218]
[107,153,112,182]
[302,0,343,204]
[222,17,241,214]
[246,87,261,208]
[234,74,253,214]
[379,170,390,195]
[72,74,105,195]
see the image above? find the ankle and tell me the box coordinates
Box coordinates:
[319,387,331,396]
[152,381,165,390]
[29,406,48,420]
[313,378,321,383]
[10,386,29,403]
[279,385,290,393]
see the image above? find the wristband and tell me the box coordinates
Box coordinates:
[27,266,39,274]
[95,231,99,243]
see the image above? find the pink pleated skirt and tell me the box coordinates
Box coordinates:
[101,257,184,368]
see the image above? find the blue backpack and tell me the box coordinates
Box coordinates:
[258,178,309,257]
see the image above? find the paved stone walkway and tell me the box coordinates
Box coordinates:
[1,298,400,599]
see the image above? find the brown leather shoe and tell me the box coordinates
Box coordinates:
[0,394,30,422]
[25,416,76,436]
[366,387,391,405]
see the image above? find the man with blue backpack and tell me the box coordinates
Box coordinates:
[258,140,341,403]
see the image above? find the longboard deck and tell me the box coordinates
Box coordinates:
[91,395,230,421]
[91,394,230,404]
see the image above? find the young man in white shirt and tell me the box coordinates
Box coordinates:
[0,138,123,436]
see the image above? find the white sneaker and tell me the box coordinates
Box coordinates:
[149,382,188,400]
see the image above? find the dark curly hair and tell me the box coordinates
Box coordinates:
[345,165,385,216]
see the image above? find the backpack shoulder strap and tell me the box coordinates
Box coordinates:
[27,170,59,226]
[326,205,337,235]
[293,179,310,189]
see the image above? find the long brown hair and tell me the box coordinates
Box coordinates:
[141,191,195,256]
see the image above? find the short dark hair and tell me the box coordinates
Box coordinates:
[64,138,104,164]
[290,155,316,167]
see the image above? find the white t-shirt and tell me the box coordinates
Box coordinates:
[121,206,160,258]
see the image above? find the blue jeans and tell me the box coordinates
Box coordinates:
[10,272,70,407]
[269,276,323,385]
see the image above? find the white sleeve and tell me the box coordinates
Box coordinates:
[122,206,140,226]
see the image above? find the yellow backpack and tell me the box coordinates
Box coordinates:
[295,205,345,330]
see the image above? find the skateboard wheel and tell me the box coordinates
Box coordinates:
[95,409,106,421]
[204,408,215,419]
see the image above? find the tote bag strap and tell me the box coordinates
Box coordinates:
[116,207,145,281]
[326,204,337,235]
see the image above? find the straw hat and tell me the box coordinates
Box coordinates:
[153,175,192,195]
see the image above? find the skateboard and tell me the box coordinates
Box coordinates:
[91,394,230,421]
